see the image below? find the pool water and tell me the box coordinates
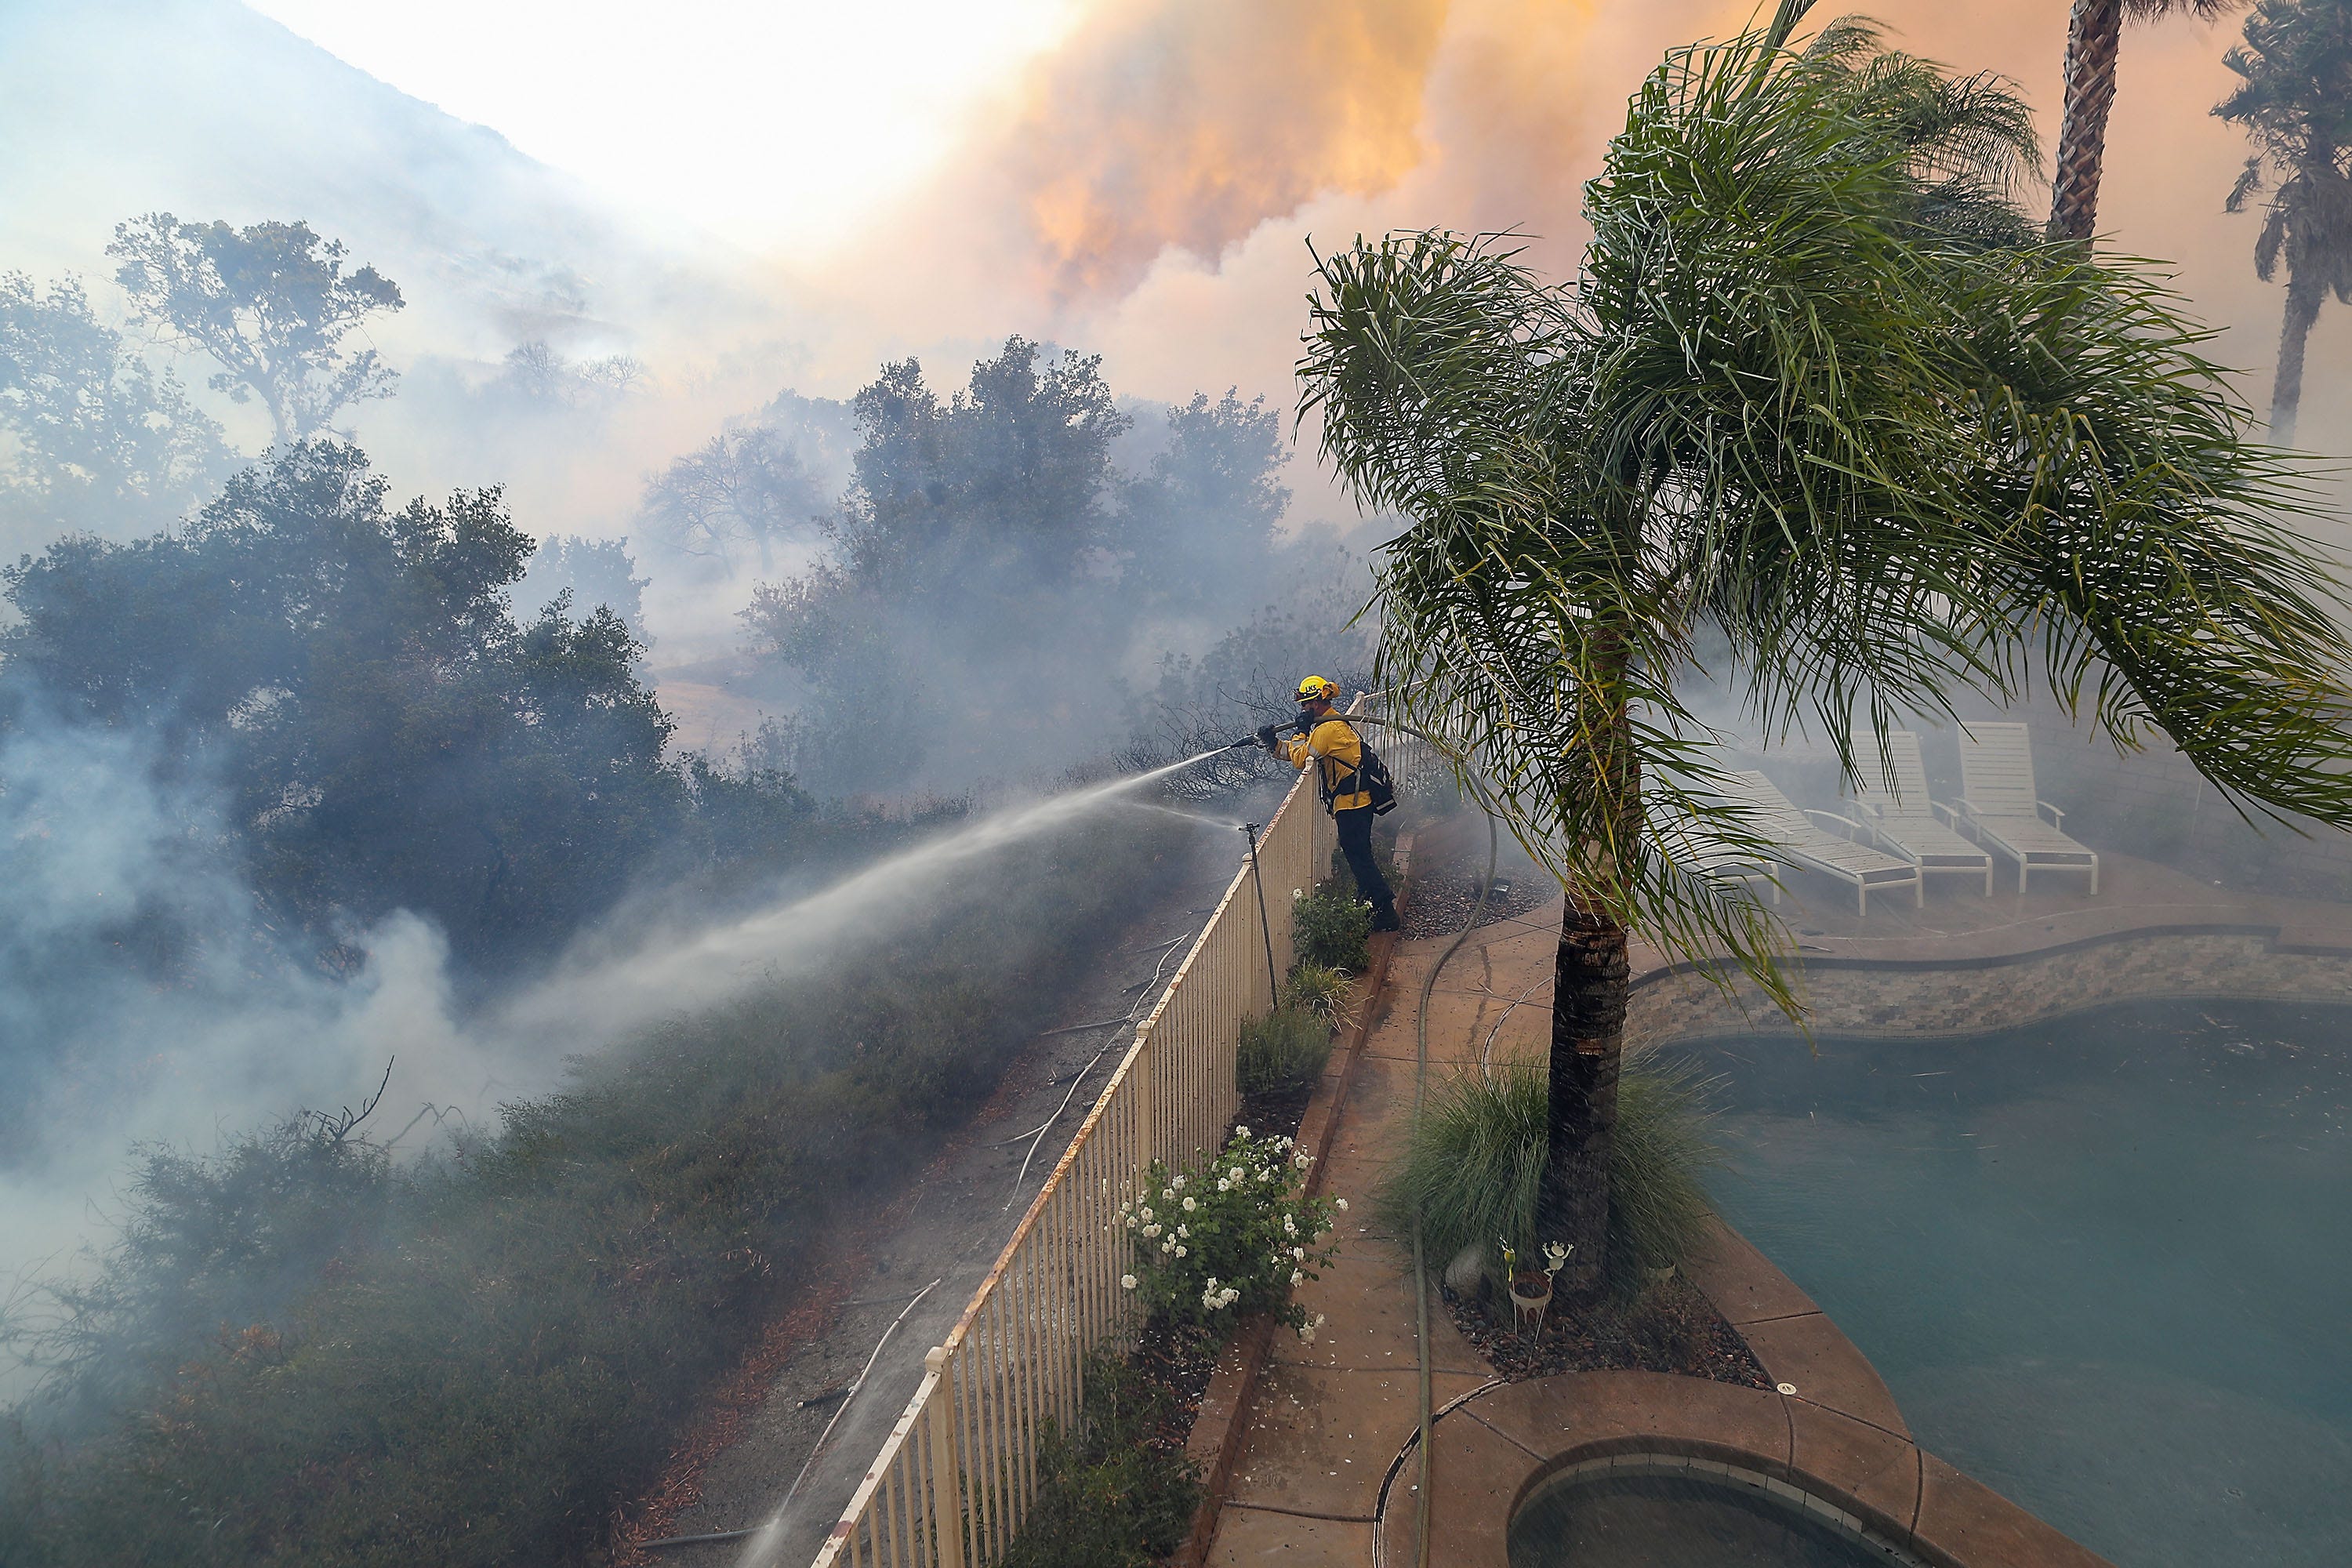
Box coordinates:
[1677,998,2352,1568]
[1509,1458,1920,1567]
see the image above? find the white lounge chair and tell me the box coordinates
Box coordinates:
[1721,770,1923,916]
[1849,730,1994,895]
[1954,721,2099,895]
[1651,795,1781,905]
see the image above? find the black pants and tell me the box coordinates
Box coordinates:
[1335,806,1396,924]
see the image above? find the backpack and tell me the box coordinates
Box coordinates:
[1358,742,1399,816]
[1299,714,1399,816]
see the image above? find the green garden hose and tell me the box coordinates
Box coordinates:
[1410,813,1498,1568]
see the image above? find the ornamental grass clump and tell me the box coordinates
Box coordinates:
[1284,961,1358,1033]
[1290,885,1370,971]
[1120,1127,1341,1338]
[1382,1052,1720,1296]
[1236,1005,1332,1098]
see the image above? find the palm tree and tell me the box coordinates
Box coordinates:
[2216,0,2352,443]
[1301,24,2352,1294]
[2053,0,2248,241]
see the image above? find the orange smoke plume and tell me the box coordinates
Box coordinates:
[998,0,1450,302]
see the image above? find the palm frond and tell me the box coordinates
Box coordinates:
[2227,154,2266,213]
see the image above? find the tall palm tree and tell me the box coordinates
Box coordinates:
[2053,0,2248,241]
[1301,24,2352,1294]
[2216,0,2352,443]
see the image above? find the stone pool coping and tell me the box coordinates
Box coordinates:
[1622,848,2352,1045]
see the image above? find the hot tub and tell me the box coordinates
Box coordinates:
[1509,1453,1923,1566]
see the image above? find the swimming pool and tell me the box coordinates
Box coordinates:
[1676,997,2352,1568]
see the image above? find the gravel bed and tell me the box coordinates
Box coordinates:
[1442,1272,1773,1388]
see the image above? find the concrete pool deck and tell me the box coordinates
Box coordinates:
[1196,849,2352,1567]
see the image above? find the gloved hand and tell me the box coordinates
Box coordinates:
[1255,722,1281,752]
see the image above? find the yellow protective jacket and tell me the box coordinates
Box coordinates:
[1280,711,1374,813]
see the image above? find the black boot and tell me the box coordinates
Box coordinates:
[1370,905,1402,934]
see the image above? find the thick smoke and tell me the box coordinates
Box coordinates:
[995,0,1451,302]
[0,717,476,1342]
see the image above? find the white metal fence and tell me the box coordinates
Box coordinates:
[808,714,1345,1568]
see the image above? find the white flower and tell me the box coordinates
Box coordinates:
[1142,1223,1161,1239]
[1283,1216,1297,1236]
[1138,1207,1154,1222]
[1161,1238,1174,1253]
[1171,1174,1185,1190]
[1298,1324,1317,1343]
[1174,1244,1188,1257]
[1234,1125,1250,1138]
[1292,888,1303,900]
[1126,1216,1139,1229]
[1294,1152,1312,1168]
[1177,1225,1189,1238]
[1292,1247,1306,1261]
[1290,1269,1304,1285]
[1315,1313,1327,1327]
[1205,1276,1221,1290]
[1334,1198,1349,1212]
[1121,1274,1138,1290]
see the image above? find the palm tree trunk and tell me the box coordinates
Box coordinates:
[2052,0,2125,241]
[1541,891,1629,1297]
[2270,266,2325,446]
[1539,641,1637,1298]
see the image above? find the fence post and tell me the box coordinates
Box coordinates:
[1132,1028,1156,1174]
[924,1348,967,1568]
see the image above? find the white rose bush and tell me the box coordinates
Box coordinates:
[1117,1127,1340,1335]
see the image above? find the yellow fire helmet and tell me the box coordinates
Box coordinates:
[1294,675,1338,705]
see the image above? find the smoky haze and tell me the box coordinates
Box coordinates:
[2,0,2348,1563]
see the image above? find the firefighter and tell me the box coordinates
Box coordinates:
[1258,676,1401,933]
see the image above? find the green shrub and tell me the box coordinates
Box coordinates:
[1283,962,1357,1033]
[1121,1129,1341,1338]
[1236,1005,1333,1097]
[997,1354,1200,1568]
[1379,1051,1720,1294]
[1290,886,1370,971]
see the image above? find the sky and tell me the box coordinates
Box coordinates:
[244,0,1091,256]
